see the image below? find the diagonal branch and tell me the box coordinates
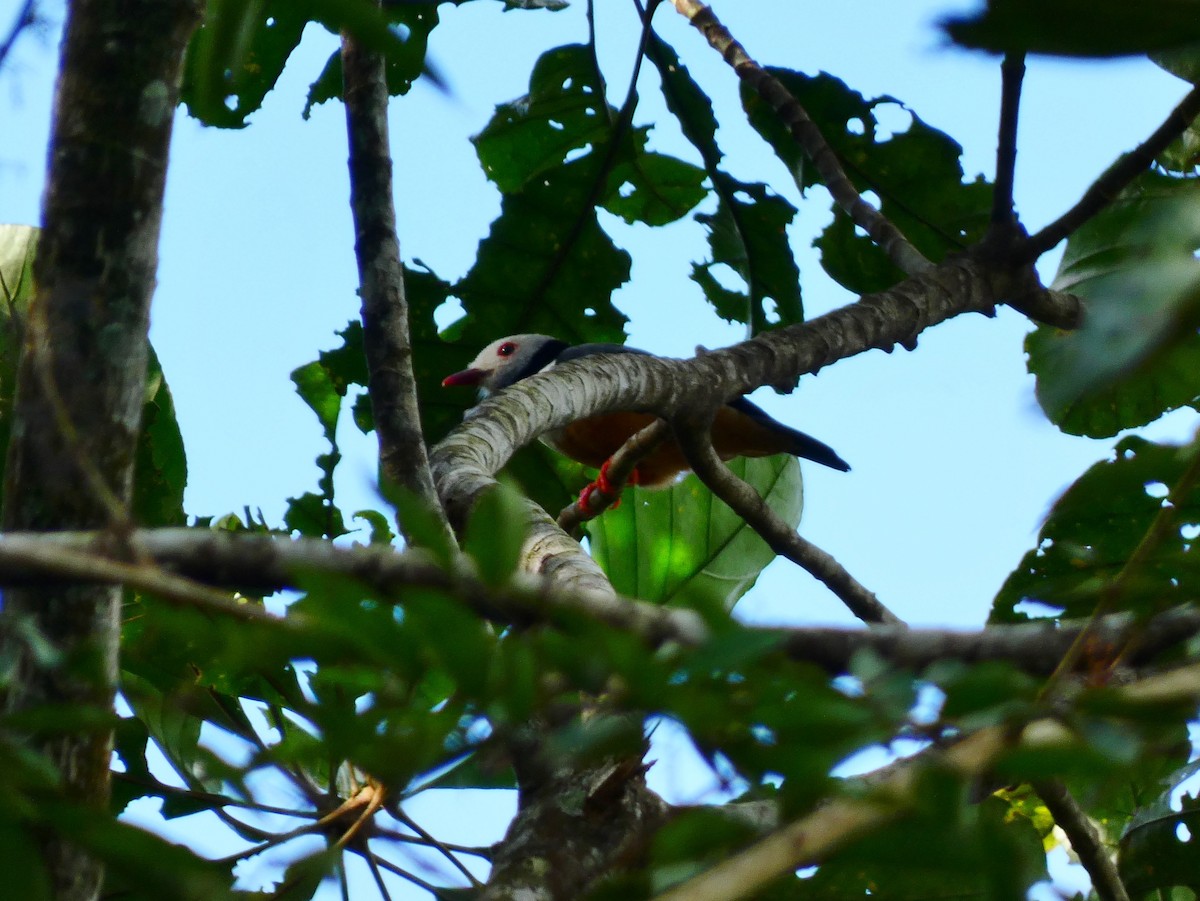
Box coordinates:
[341,14,452,547]
[669,0,931,276]
[673,421,902,625]
[556,419,670,531]
[1034,779,1130,901]
[1019,84,1200,263]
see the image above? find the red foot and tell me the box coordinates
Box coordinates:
[596,459,640,494]
[578,480,619,516]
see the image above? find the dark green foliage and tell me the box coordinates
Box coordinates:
[647,35,805,332]
[1120,758,1200,896]
[943,0,1200,57]
[743,70,993,296]
[1029,172,1200,437]
[994,436,1200,622]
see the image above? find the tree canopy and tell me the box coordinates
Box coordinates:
[3,1,1200,900]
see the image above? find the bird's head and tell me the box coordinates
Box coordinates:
[442,334,568,395]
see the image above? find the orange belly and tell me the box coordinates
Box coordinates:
[543,407,793,487]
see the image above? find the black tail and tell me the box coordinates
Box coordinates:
[731,397,850,472]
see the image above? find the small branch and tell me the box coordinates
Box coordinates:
[340,15,453,548]
[8,529,1194,675]
[1034,780,1130,901]
[1019,84,1200,262]
[669,0,931,276]
[674,423,903,625]
[556,419,670,531]
[991,52,1025,227]
[0,0,36,74]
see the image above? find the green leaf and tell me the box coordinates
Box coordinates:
[992,436,1200,622]
[291,360,342,444]
[1029,172,1200,436]
[0,818,50,900]
[383,483,456,565]
[121,673,204,790]
[691,179,803,329]
[473,44,611,195]
[1120,758,1200,896]
[134,347,188,526]
[181,0,306,128]
[602,149,707,228]
[463,481,527,586]
[743,70,992,296]
[645,36,802,331]
[303,3,441,117]
[284,490,348,538]
[942,0,1200,57]
[586,455,803,610]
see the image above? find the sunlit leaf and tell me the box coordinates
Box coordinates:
[587,455,803,611]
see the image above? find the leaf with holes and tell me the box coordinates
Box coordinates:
[992,436,1200,623]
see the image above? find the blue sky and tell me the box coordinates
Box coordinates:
[2,0,1196,895]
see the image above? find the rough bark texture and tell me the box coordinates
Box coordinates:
[341,27,452,546]
[0,0,199,896]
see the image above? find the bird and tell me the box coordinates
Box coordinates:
[442,334,849,499]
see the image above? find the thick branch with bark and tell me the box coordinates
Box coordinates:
[432,256,1078,545]
[0,0,200,896]
[1,530,1195,677]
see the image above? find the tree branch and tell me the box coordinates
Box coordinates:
[992,52,1025,227]
[340,14,452,547]
[1034,779,1130,901]
[556,419,669,531]
[1019,84,1200,263]
[669,0,932,276]
[0,0,36,74]
[674,423,902,625]
[2,530,1195,676]
[432,254,1076,537]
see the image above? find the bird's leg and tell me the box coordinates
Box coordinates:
[579,460,631,513]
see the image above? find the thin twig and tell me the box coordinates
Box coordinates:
[992,52,1025,227]
[674,421,904,625]
[388,805,483,887]
[0,0,36,74]
[372,826,492,860]
[1034,779,1130,901]
[668,0,931,276]
[364,851,395,901]
[1019,84,1200,263]
[556,419,670,531]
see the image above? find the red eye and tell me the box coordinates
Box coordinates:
[498,342,516,357]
